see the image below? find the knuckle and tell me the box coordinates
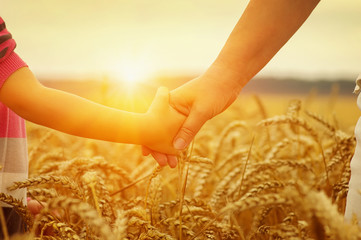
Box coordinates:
[193,107,211,120]
[170,103,190,117]
[180,126,196,138]
[154,155,167,166]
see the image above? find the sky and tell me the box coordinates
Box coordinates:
[1,0,360,81]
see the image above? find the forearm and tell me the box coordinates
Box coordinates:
[0,67,146,144]
[27,87,145,144]
[207,0,320,89]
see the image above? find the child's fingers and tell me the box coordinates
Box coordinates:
[167,155,178,168]
[141,146,151,156]
[27,199,45,216]
[149,87,170,111]
[151,151,168,167]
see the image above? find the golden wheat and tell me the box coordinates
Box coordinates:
[1,95,359,239]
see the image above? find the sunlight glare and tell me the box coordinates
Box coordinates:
[110,59,155,89]
[105,57,156,112]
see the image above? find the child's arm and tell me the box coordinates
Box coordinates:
[0,67,184,155]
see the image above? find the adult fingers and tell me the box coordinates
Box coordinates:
[173,108,209,150]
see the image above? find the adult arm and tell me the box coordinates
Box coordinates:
[144,0,320,163]
[171,0,320,149]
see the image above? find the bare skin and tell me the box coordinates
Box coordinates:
[10,0,321,217]
[0,67,185,166]
[144,0,320,166]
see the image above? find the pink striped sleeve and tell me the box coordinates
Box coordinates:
[0,103,26,138]
[0,17,27,88]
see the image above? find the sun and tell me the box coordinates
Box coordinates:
[109,58,155,88]
[106,58,157,112]
[121,64,148,85]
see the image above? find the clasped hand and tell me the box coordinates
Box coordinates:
[143,74,241,168]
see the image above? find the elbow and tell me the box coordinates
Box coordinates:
[0,67,46,121]
[12,85,46,122]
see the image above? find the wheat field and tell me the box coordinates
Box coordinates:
[2,92,361,240]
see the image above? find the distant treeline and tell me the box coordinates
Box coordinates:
[241,77,355,96]
[40,75,356,97]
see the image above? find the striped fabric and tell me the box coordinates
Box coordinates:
[345,74,361,224]
[0,17,28,206]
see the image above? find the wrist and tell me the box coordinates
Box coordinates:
[203,60,245,94]
[113,111,148,145]
[136,112,151,146]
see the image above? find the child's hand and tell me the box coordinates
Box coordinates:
[141,145,179,168]
[141,87,186,165]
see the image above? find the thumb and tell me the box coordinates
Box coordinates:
[141,146,151,156]
[149,87,169,111]
[173,108,209,150]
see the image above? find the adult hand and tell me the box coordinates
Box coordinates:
[169,73,241,150]
[142,0,321,167]
[143,67,243,166]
